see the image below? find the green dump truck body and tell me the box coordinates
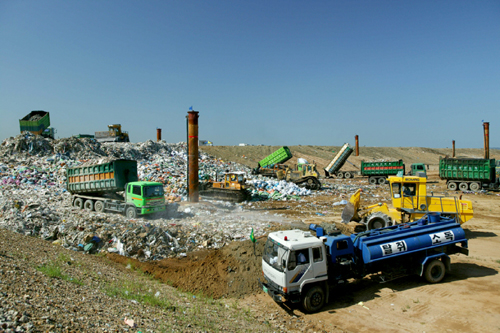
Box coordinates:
[19,110,51,137]
[67,159,138,195]
[439,158,498,191]
[66,159,165,217]
[361,160,405,176]
[259,146,292,168]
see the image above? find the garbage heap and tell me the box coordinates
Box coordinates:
[0,134,311,260]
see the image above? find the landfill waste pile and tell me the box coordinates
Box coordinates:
[0,133,312,260]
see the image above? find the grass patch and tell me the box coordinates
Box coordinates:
[104,280,176,310]
[36,261,84,285]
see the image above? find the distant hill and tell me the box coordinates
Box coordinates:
[200,145,500,172]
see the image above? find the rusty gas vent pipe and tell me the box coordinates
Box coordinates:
[484,122,490,159]
[452,140,455,158]
[187,111,199,202]
[157,128,162,142]
[355,135,359,156]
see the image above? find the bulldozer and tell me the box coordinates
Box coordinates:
[276,163,321,190]
[341,175,473,230]
[199,171,252,202]
[95,124,130,143]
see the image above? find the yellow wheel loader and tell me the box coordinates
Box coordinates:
[341,175,473,230]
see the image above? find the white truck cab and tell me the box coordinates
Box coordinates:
[261,229,329,308]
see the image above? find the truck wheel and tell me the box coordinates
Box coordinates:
[94,201,105,213]
[459,182,469,191]
[302,286,325,313]
[84,200,94,211]
[469,182,480,191]
[344,172,352,179]
[377,177,386,185]
[125,206,137,219]
[424,259,445,283]
[369,177,377,185]
[337,172,343,179]
[74,198,84,209]
[366,212,391,230]
[447,182,458,191]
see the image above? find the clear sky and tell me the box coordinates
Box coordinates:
[1,1,499,148]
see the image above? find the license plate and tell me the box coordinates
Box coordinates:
[262,285,268,293]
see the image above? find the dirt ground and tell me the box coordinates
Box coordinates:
[106,165,500,332]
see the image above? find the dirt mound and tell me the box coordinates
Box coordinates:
[107,235,277,299]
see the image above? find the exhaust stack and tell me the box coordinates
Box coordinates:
[452,140,455,158]
[187,111,199,202]
[483,122,489,159]
[355,135,359,156]
[157,128,162,142]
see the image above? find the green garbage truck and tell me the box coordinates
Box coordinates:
[252,146,293,177]
[360,160,406,184]
[66,159,166,218]
[439,157,499,191]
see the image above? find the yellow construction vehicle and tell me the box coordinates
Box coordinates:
[95,124,130,143]
[199,171,251,202]
[341,175,473,230]
[276,163,321,190]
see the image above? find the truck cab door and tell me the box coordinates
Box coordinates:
[128,185,143,207]
[286,249,315,288]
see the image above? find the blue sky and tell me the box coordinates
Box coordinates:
[1,1,499,148]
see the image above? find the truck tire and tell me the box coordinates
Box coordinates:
[302,286,325,313]
[424,259,445,283]
[366,212,391,230]
[344,172,352,179]
[125,206,137,219]
[84,200,94,211]
[337,172,343,179]
[74,198,84,209]
[94,200,105,213]
[459,182,469,191]
[377,177,386,185]
[469,182,480,191]
[369,177,377,185]
[447,182,458,191]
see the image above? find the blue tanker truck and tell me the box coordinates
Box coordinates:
[259,215,468,312]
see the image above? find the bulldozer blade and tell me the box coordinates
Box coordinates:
[341,202,355,224]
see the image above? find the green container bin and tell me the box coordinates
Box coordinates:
[66,159,138,195]
[19,110,51,134]
[439,158,496,182]
[259,146,292,168]
[360,160,405,176]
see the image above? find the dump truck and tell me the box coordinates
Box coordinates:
[199,171,252,202]
[439,158,499,191]
[252,146,293,177]
[324,143,356,178]
[259,215,468,313]
[277,163,321,190]
[95,124,130,143]
[66,159,165,218]
[360,160,405,184]
[342,175,473,230]
[19,110,55,139]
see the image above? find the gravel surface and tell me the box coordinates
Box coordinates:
[0,229,304,333]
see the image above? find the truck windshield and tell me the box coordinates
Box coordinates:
[263,238,289,272]
[143,185,164,198]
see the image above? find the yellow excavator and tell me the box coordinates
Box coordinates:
[95,124,130,143]
[341,175,473,230]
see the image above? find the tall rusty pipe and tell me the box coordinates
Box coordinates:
[484,122,489,159]
[187,111,199,202]
[452,140,455,158]
[355,135,359,156]
[157,128,161,142]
